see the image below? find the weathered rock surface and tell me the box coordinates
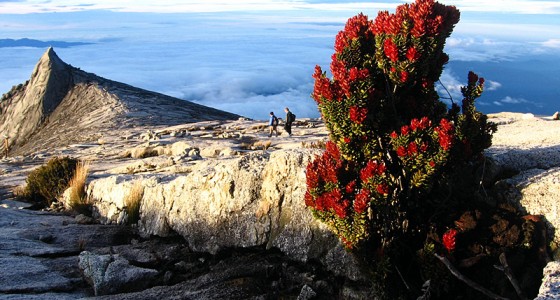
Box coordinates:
[87,149,362,281]
[537,261,560,300]
[79,251,159,296]
[0,200,133,298]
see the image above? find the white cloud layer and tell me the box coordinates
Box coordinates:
[541,39,560,49]
[0,1,558,119]
[0,0,400,14]
[450,0,560,14]
[2,0,560,14]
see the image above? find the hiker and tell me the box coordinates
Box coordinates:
[284,107,295,136]
[268,112,279,137]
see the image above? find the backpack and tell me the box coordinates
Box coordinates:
[273,116,279,126]
[289,112,296,123]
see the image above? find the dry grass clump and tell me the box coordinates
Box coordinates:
[301,140,327,149]
[240,140,272,151]
[251,124,268,131]
[12,185,28,199]
[68,160,91,214]
[25,156,78,207]
[255,140,272,150]
[124,181,144,225]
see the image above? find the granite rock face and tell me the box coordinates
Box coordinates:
[0,47,239,156]
[0,48,72,152]
[87,149,362,280]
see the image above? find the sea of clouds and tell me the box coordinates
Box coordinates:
[0,2,559,120]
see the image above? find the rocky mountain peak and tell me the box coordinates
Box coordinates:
[33,47,69,75]
[0,47,239,156]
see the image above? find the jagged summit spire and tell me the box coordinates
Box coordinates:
[34,47,68,76]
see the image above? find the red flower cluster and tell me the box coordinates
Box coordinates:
[335,13,374,53]
[400,71,409,83]
[410,117,431,131]
[376,184,389,195]
[325,13,376,101]
[401,125,410,135]
[359,160,389,201]
[349,67,370,81]
[399,117,430,136]
[406,47,420,62]
[372,10,402,35]
[305,142,352,218]
[354,189,370,214]
[312,66,334,104]
[397,146,407,157]
[306,188,350,218]
[373,0,459,37]
[345,180,357,194]
[360,160,387,182]
[384,38,399,62]
[435,118,454,151]
[442,228,458,252]
[306,142,342,191]
[372,0,460,88]
[349,106,368,124]
[467,70,485,86]
[410,0,459,37]
[396,141,427,158]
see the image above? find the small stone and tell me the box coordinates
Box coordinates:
[38,234,54,243]
[75,214,95,225]
[174,261,188,271]
[297,284,317,300]
[163,271,173,284]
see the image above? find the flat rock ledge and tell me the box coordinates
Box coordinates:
[87,149,362,281]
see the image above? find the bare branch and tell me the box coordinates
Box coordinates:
[395,265,411,291]
[434,253,509,300]
[437,79,455,105]
[496,253,528,300]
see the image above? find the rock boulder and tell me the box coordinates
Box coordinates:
[87,149,362,280]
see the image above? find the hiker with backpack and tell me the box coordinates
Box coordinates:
[268,111,279,137]
[284,107,295,136]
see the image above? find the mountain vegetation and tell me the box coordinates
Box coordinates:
[305,0,549,298]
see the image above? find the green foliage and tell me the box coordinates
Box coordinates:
[25,157,78,206]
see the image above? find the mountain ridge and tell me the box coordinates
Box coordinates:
[0,47,240,156]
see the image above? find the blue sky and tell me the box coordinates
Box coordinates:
[1,0,559,119]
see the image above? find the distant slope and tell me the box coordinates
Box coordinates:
[0,38,92,48]
[0,47,240,155]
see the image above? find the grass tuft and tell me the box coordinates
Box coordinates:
[124,181,144,225]
[68,160,91,214]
